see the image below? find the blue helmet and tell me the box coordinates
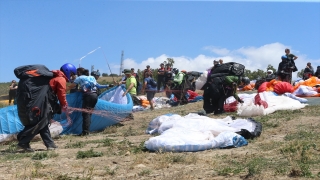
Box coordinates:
[281,55,288,60]
[60,63,77,82]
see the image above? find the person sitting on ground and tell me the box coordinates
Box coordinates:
[141,72,157,110]
[8,80,18,105]
[265,69,276,82]
[303,62,314,80]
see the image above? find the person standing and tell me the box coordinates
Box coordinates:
[118,69,139,105]
[141,72,157,110]
[68,70,105,136]
[131,68,141,94]
[143,65,152,80]
[8,80,18,105]
[90,71,113,96]
[285,48,298,72]
[157,63,165,92]
[15,63,77,152]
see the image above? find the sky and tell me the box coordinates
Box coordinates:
[1,0,320,83]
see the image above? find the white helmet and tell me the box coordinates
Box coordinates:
[267,70,273,73]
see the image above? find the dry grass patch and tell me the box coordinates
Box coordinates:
[0,101,320,179]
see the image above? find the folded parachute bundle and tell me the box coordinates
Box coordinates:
[144,114,262,152]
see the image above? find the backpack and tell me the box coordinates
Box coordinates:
[14,65,61,126]
[149,78,157,88]
[210,62,245,78]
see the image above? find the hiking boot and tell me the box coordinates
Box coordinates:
[47,144,58,151]
[17,144,35,152]
[78,132,90,136]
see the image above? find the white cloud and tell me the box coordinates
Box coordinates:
[112,43,320,79]
[204,46,230,56]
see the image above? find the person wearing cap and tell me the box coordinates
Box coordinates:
[118,69,140,105]
[157,63,166,92]
[131,68,140,94]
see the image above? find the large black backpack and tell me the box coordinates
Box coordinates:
[14,65,61,126]
[210,62,245,78]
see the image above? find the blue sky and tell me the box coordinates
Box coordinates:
[1,0,320,83]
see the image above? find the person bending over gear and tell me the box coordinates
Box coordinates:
[90,71,113,96]
[303,62,314,80]
[16,63,77,152]
[170,68,189,105]
[203,76,249,115]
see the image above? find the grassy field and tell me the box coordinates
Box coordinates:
[0,91,319,179]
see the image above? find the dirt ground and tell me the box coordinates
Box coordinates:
[0,92,319,179]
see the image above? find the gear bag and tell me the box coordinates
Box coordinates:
[149,78,157,88]
[210,62,245,77]
[14,65,61,126]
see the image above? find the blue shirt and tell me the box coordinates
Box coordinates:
[74,75,105,93]
[144,77,157,91]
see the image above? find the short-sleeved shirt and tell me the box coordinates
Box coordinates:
[144,77,157,91]
[126,76,137,95]
[157,68,165,77]
[74,75,98,93]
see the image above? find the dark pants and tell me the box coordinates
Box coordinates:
[82,92,98,134]
[157,76,165,91]
[9,90,16,104]
[203,83,228,114]
[17,122,55,148]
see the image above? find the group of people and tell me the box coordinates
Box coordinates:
[269,48,319,83]
[117,63,194,110]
